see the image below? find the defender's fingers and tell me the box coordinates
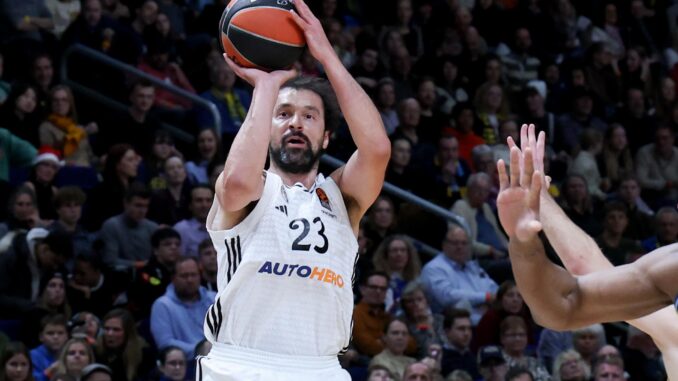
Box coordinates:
[520,124,528,151]
[522,147,535,187]
[510,146,521,188]
[528,171,542,212]
[497,159,509,191]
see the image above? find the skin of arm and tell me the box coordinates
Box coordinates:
[291,0,391,231]
[497,144,674,331]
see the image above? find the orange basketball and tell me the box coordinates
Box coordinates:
[219,0,306,71]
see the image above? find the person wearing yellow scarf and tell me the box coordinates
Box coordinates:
[46,113,85,157]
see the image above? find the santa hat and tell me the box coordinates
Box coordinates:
[33,146,64,167]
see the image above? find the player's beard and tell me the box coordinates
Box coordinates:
[269,132,324,174]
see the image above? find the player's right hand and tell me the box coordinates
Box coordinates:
[222,54,297,88]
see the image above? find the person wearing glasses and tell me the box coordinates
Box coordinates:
[420,224,498,325]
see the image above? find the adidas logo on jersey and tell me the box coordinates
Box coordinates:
[275,205,288,216]
[257,261,345,288]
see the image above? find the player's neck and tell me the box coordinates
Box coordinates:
[269,165,319,190]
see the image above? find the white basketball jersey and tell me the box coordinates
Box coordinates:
[204,171,359,356]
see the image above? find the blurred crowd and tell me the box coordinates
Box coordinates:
[0,0,677,380]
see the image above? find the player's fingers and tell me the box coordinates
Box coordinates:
[528,171,542,212]
[507,136,517,150]
[536,131,545,171]
[520,124,528,151]
[510,146,520,188]
[292,0,314,19]
[289,10,309,30]
[497,159,509,191]
[528,124,536,151]
[522,147,535,187]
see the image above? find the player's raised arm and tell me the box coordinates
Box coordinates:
[498,144,674,330]
[215,58,296,222]
[291,0,391,226]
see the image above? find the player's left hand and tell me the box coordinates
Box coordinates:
[290,0,335,63]
[497,146,543,243]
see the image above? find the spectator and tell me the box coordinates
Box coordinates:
[622,326,666,381]
[374,78,400,135]
[425,135,471,208]
[197,238,217,292]
[0,187,44,249]
[0,229,72,318]
[137,36,196,112]
[22,272,72,348]
[414,77,444,144]
[1,342,34,381]
[474,83,510,145]
[476,281,536,350]
[502,28,541,96]
[128,227,181,320]
[0,83,42,148]
[386,138,419,193]
[173,185,212,258]
[568,129,605,200]
[616,88,657,153]
[29,55,56,117]
[372,235,422,313]
[614,176,654,240]
[419,224,498,324]
[552,349,589,381]
[85,144,141,230]
[452,172,508,259]
[39,85,97,167]
[369,319,417,381]
[185,128,222,185]
[491,119,518,170]
[49,187,94,258]
[392,98,436,165]
[584,42,621,106]
[596,124,633,193]
[99,184,157,270]
[150,257,215,358]
[67,254,122,318]
[363,195,399,254]
[30,314,68,381]
[641,207,678,251]
[520,81,557,145]
[353,271,392,357]
[477,345,508,381]
[400,282,445,359]
[0,128,37,183]
[635,125,678,204]
[196,61,251,150]
[95,309,153,381]
[498,316,550,381]
[68,312,100,346]
[437,57,469,116]
[51,338,94,381]
[440,308,478,379]
[100,81,161,158]
[558,174,603,237]
[145,130,180,188]
[147,156,192,225]
[23,148,62,221]
[155,346,187,381]
[591,355,624,381]
[554,87,607,156]
[572,324,606,368]
[449,103,484,166]
[536,329,573,374]
[595,202,642,266]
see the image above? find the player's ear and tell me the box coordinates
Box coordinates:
[322,130,330,150]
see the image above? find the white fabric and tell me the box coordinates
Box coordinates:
[204,171,359,357]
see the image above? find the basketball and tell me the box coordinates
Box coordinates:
[219,0,306,71]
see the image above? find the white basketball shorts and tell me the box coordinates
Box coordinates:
[196,342,351,381]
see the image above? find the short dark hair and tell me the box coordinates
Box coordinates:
[190,184,213,202]
[40,313,68,332]
[53,186,87,208]
[281,77,340,134]
[198,238,214,254]
[603,201,628,217]
[124,183,151,202]
[174,257,199,274]
[151,227,181,248]
[443,308,471,330]
[361,270,390,285]
[158,345,184,365]
[74,254,103,272]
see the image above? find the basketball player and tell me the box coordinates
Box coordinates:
[496,125,677,379]
[198,0,390,379]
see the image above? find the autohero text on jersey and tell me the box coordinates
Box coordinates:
[257,261,345,288]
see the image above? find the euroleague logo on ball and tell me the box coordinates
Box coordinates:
[220,0,306,71]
